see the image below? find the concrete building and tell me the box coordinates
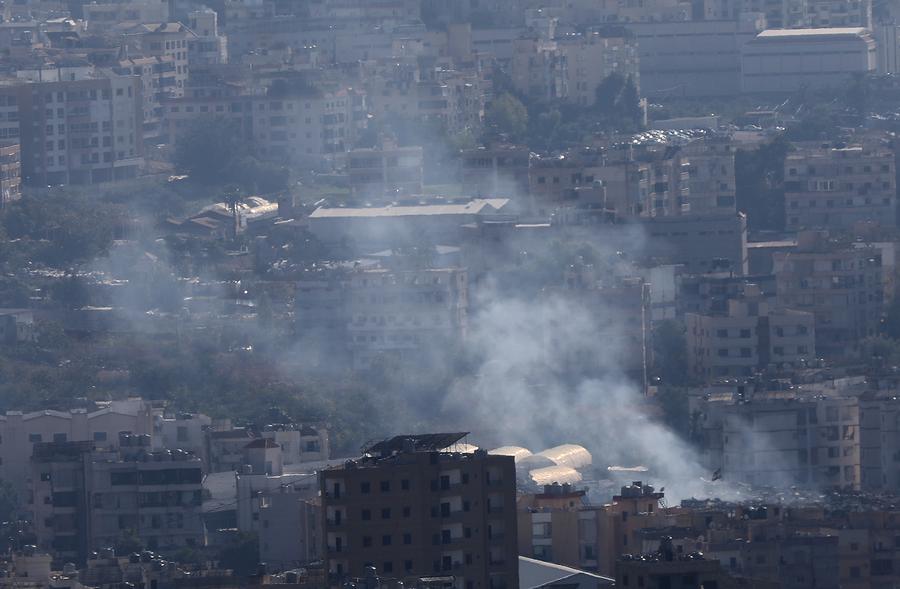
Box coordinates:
[86,435,204,554]
[321,434,519,589]
[82,1,170,31]
[112,56,178,144]
[741,28,877,93]
[165,87,367,170]
[0,74,144,186]
[0,400,154,499]
[258,491,321,571]
[29,435,204,565]
[556,31,640,106]
[808,0,872,27]
[784,144,898,231]
[305,198,511,247]
[120,23,196,98]
[460,145,530,200]
[682,137,736,215]
[261,424,330,466]
[773,231,883,358]
[624,17,764,98]
[345,268,468,369]
[510,37,568,103]
[615,538,737,589]
[637,213,749,276]
[187,8,228,66]
[347,143,424,200]
[686,284,816,380]
[0,140,21,206]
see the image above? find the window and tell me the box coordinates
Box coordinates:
[380,481,390,492]
[404,560,413,572]
[382,535,392,546]
[360,482,371,494]
[381,508,391,519]
[361,509,371,521]
[53,433,67,443]
[739,329,751,338]
[403,533,412,545]
[401,479,410,490]
[29,434,42,443]
[362,536,372,547]
[382,562,393,573]
[402,506,411,517]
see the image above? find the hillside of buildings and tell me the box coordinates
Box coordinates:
[3,0,900,588]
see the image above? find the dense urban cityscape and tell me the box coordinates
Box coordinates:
[3,0,900,588]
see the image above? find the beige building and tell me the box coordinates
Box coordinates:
[773,232,883,358]
[0,400,153,498]
[518,482,669,577]
[784,144,897,231]
[682,137,736,214]
[557,32,640,106]
[686,284,816,380]
[120,23,196,98]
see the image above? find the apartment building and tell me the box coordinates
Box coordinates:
[556,32,639,106]
[347,143,424,200]
[773,231,883,358]
[808,0,872,27]
[321,434,518,589]
[741,28,877,93]
[459,145,530,200]
[165,86,367,169]
[682,137,736,214]
[187,9,228,66]
[0,73,144,186]
[112,56,178,144]
[686,284,816,380]
[0,140,21,205]
[0,400,154,498]
[518,482,668,577]
[345,268,468,369]
[784,144,898,231]
[123,23,196,95]
[260,424,330,466]
[510,37,567,103]
[29,434,203,565]
[86,435,204,554]
[82,1,170,31]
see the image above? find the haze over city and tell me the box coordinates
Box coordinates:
[1,0,900,588]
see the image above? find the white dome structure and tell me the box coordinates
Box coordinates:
[536,444,592,469]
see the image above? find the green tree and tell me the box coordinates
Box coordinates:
[594,73,642,130]
[217,532,260,576]
[735,136,789,231]
[652,319,690,387]
[485,93,529,142]
[174,118,250,185]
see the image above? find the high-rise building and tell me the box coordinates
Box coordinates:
[0,73,144,186]
[784,143,897,231]
[30,435,204,565]
[773,231,883,358]
[320,434,519,589]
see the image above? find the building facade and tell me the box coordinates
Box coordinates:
[321,434,518,589]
